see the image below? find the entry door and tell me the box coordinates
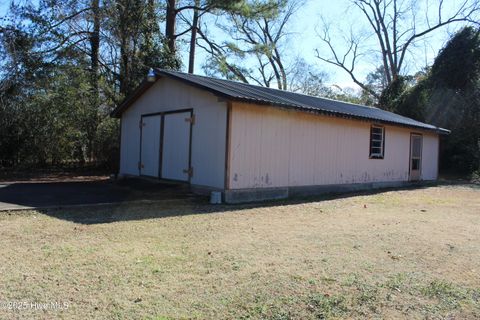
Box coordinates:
[161,111,192,181]
[140,115,162,177]
[409,134,423,181]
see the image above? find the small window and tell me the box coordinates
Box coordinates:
[370,125,385,159]
[411,158,420,170]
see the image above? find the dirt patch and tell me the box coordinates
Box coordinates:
[0,184,479,319]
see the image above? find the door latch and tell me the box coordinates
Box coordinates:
[185,115,195,125]
[183,167,194,177]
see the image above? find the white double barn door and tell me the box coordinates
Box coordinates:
[140,110,191,182]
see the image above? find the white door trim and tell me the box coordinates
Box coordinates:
[409,133,423,181]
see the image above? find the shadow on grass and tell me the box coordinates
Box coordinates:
[0,177,192,211]
[24,178,478,225]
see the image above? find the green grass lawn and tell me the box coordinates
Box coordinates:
[0,184,479,319]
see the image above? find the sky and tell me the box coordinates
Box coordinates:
[287,0,458,90]
[0,0,472,91]
[246,0,461,90]
[184,0,470,91]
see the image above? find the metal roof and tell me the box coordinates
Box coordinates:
[112,69,449,134]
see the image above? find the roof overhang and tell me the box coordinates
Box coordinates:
[110,79,156,118]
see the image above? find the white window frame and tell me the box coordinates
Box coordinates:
[370,125,385,159]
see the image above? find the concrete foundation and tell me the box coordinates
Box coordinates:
[222,180,432,204]
[121,174,435,204]
[224,187,289,204]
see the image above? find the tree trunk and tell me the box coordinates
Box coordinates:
[117,0,130,96]
[188,0,200,73]
[88,0,100,161]
[145,0,156,52]
[165,0,177,55]
[119,38,130,95]
[90,0,100,94]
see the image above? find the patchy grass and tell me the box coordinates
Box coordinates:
[0,185,479,319]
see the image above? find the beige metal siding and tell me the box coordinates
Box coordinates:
[120,78,227,189]
[229,102,439,189]
[421,133,439,180]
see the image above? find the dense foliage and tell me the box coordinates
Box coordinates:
[0,0,179,169]
[395,27,480,173]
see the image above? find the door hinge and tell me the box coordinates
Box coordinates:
[185,115,195,125]
[139,120,145,128]
[138,162,144,169]
[183,167,194,177]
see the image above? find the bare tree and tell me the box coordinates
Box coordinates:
[287,57,330,96]
[316,0,480,99]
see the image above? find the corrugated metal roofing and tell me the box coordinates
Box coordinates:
[112,68,449,134]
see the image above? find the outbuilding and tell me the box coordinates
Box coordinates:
[111,69,449,203]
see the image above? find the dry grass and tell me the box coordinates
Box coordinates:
[0,184,479,319]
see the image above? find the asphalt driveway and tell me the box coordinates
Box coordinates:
[0,177,193,210]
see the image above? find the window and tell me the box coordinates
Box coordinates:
[370,125,385,159]
[411,158,420,170]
